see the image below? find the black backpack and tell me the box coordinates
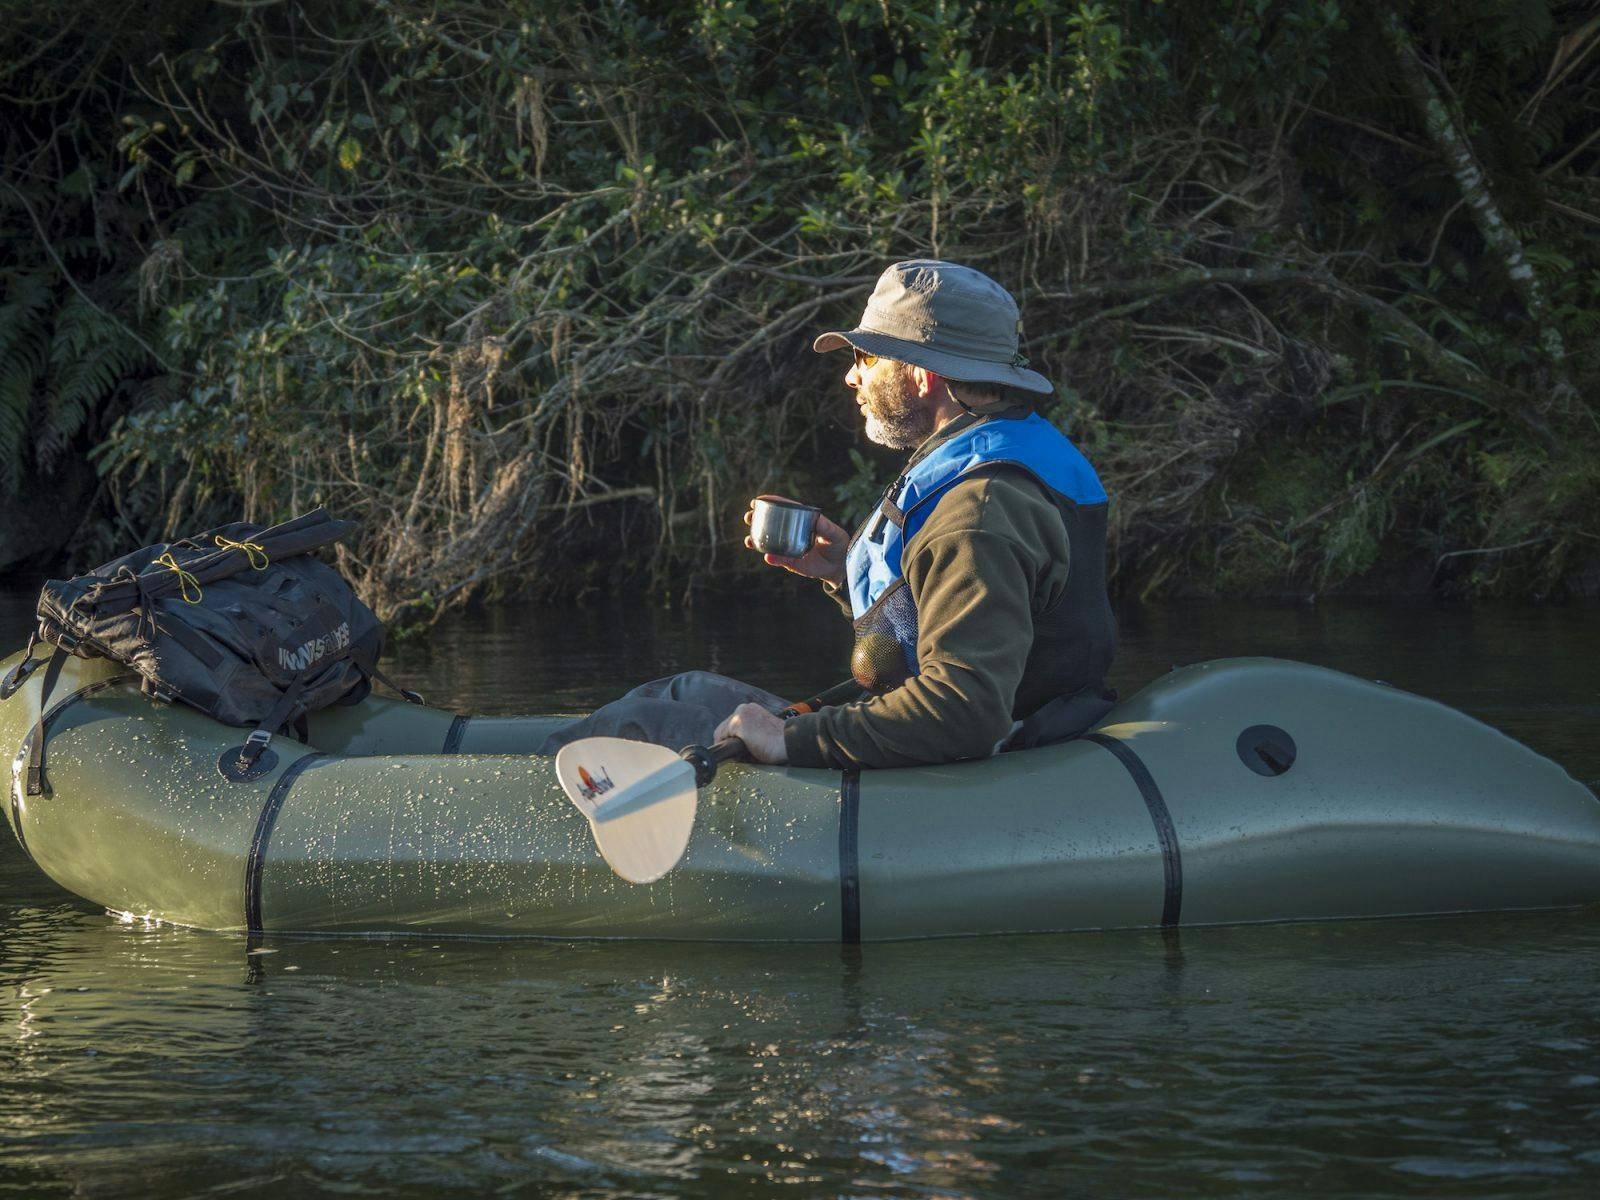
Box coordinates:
[1,509,420,790]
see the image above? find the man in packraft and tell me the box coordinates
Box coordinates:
[540,259,1116,767]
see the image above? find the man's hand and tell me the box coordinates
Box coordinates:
[714,703,789,765]
[743,497,849,588]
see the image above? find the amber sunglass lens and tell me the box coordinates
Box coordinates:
[854,349,879,369]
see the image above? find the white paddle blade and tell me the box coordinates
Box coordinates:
[554,738,699,884]
[554,736,680,816]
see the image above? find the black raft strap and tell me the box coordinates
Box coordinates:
[1085,732,1183,929]
[14,674,137,855]
[245,752,327,936]
[838,770,862,945]
[25,648,70,797]
[440,715,471,754]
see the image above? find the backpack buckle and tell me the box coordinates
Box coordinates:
[218,729,279,783]
[235,727,274,768]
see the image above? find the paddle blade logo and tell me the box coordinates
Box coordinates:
[576,764,614,802]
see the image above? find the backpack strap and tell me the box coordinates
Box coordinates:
[231,670,316,775]
[228,649,417,778]
[25,647,71,796]
[366,664,425,706]
[156,616,225,671]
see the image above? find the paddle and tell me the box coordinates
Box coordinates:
[554,736,746,883]
[552,680,862,882]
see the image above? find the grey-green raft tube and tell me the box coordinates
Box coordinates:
[4,651,1598,941]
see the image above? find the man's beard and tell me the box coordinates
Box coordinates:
[857,369,936,449]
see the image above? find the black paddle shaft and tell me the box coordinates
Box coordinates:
[679,737,746,787]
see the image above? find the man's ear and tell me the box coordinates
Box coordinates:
[910,365,940,398]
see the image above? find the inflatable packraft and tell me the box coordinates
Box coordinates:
[4,651,1598,941]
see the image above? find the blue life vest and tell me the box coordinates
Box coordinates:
[843,412,1108,690]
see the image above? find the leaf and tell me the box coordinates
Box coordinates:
[338,137,363,171]
[61,163,96,198]
[1406,418,1483,461]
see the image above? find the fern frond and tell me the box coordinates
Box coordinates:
[1493,0,1555,64]
[0,363,35,496]
[0,273,53,492]
[0,272,52,360]
[39,298,145,471]
[128,372,184,411]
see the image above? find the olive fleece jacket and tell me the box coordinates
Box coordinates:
[782,464,1075,770]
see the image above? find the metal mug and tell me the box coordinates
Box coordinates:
[749,496,820,558]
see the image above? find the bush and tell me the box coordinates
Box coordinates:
[3,0,1595,615]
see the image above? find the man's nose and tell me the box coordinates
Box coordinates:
[845,364,860,389]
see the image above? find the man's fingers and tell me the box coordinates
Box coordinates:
[717,703,753,741]
[717,703,787,764]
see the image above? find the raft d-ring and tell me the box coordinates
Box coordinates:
[218,745,279,783]
[1237,725,1297,777]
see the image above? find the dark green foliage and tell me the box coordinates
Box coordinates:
[1,0,1595,613]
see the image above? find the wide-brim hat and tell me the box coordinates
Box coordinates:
[813,259,1053,395]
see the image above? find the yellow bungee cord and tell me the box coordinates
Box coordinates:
[214,534,270,570]
[153,553,204,604]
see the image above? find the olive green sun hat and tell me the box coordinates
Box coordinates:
[813,259,1053,395]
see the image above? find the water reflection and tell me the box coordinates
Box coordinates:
[20,911,1600,1190]
[6,893,1600,1195]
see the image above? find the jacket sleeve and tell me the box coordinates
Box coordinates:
[783,473,1057,770]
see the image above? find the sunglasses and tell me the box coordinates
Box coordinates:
[852,348,880,370]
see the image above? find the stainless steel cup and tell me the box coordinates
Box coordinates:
[749,496,820,558]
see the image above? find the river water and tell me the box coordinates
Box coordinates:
[2,585,1598,1197]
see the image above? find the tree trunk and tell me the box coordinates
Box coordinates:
[1388,16,1570,385]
